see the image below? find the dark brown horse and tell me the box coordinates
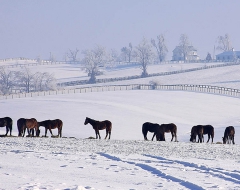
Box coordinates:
[152,123,178,142]
[142,122,165,141]
[201,125,214,143]
[84,117,112,139]
[222,126,235,144]
[38,119,63,137]
[0,117,13,136]
[17,118,39,137]
[190,125,204,143]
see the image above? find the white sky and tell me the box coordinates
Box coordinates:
[0,0,239,60]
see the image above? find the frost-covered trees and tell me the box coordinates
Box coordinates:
[178,34,190,62]
[217,34,232,52]
[151,34,168,63]
[82,45,106,83]
[135,38,154,77]
[121,43,133,62]
[67,48,79,63]
[0,67,15,95]
[0,66,56,94]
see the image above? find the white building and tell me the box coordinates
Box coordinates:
[216,49,240,61]
[172,46,199,61]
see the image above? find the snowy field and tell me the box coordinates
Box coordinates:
[1,89,240,189]
[1,61,240,189]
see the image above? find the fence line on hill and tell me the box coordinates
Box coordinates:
[59,61,240,87]
[1,84,240,100]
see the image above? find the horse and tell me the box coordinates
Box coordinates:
[0,117,13,136]
[84,117,112,139]
[17,118,39,137]
[222,126,235,144]
[152,123,178,142]
[38,119,63,137]
[190,125,204,143]
[142,122,165,141]
[201,125,214,143]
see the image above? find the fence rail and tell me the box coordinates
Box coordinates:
[1,84,240,100]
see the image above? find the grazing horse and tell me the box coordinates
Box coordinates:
[201,125,214,143]
[0,117,13,136]
[84,117,112,139]
[222,126,235,144]
[17,118,39,137]
[142,122,165,141]
[38,119,63,137]
[190,125,204,143]
[152,123,178,142]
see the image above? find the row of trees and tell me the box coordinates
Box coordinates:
[0,66,56,95]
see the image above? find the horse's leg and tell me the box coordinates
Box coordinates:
[5,126,9,136]
[108,131,111,140]
[207,134,210,143]
[98,130,101,139]
[49,128,54,137]
[170,132,174,142]
[152,133,156,141]
[104,129,108,139]
[95,130,98,139]
[232,135,235,144]
[45,128,48,137]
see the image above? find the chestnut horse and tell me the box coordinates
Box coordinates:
[222,126,235,144]
[152,123,178,142]
[190,125,203,143]
[0,117,13,136]
[84,117,112,139]
[17,118,39,137]
[38,119,63,137]
[142,122,165,141]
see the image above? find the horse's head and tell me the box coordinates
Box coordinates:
[190,135,196,142]
[84,117,89,125]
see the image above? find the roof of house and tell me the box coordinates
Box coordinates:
[216,50,240,56]
[173,46,197,52]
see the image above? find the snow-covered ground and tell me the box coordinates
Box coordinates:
[1,61,240,189]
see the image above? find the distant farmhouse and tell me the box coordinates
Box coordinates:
[216,49,240,61]
[172,46,200,61]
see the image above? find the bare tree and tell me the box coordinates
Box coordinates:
[33,72,56,91]
[15,67,56,93]
[82,45,106,83]
[135,38,154,77]
[179,34,190,62]
[151,34,168,63]
[121,43,133,62]
[67,48,79,63]
[0,66,15,94]
[217,34,232,52]
[15,67,35,93]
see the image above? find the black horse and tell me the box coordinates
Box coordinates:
[190,125,204,143]
[0,117,13,136]
[142,122,165,141]
[84,117,112,139]
[202,125,214,143]
[222,126,235,144]
[152,123,178,142]
[38,119,63,137]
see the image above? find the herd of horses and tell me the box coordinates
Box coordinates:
[0,116,236,144]
[142,122,235,144]
[0,117,63,137]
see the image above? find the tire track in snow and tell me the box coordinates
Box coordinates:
[144,154,240,184]
[98,153,204,190]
